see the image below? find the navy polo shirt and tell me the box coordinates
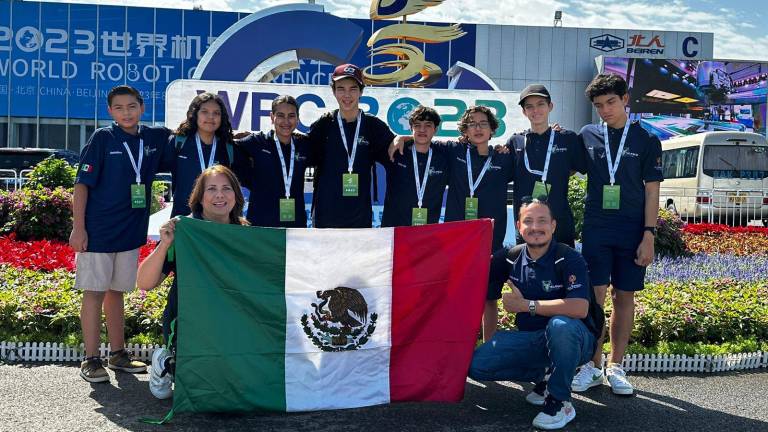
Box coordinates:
[443,141,514,251]
[579,121,663,232]
[234,131,310,228]
[75,123,172,253]
[489,241,590,332]
[169,134,233,217]
[308,110,395,228]
[381,141,449,227]
[508,128,585,244]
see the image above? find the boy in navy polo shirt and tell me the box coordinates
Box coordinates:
[393,106,515,340]
[469,199,595,430]
[235,95,311,227]
[381,105,449,227]
[507,84,585,247]
[308,63,395,228]
[70,85,172,383]
[442,106,514,341]
[571,74,662,396]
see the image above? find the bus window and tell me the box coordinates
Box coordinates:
[662,146,699,179]
[703,145,768,179]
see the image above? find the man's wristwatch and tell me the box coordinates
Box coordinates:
[528,300,536,316]
[644,226,657,236]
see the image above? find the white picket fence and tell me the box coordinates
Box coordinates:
[0,342,162,363]
[1,341,767,374]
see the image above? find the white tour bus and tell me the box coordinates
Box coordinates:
[659,131,768,224]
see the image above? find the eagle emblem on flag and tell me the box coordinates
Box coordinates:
[301,287,378,352]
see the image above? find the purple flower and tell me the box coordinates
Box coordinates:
[646,253,768,283]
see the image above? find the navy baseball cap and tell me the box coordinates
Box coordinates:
[519,84,552,106]
[332,64,365,86]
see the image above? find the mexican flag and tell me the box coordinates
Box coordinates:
[172,217,492,413]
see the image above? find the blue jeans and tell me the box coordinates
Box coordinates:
[468,315,595,402]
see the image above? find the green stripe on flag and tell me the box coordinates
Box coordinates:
[173,217,288,413]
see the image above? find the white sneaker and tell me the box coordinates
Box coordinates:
[532,397,576,430]
[605,364,634,395]
[525,380,548,406]
[149,348,173,400]
[571,361,604,392]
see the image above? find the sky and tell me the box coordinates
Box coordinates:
[36,0,768,61]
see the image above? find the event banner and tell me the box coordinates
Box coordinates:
[165,79,526,142]
[172,217,492,413]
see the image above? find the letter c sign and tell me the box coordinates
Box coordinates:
[683,36,699,58]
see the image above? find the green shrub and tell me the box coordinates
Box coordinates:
[631,280,768,346]
[23,157,76,190]
[2,187,72,241]
[498,279,768,348]
[0,265,170,346]
[620,338,768,356]
[655,208,690,258]
[0,190,14,228]
[567,175,586,240]
[151,180,168,214]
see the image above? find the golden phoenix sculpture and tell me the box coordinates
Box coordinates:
[366,0,466,87]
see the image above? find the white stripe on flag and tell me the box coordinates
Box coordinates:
[284,228,394,411]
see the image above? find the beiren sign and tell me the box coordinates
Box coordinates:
[165,80,526,142]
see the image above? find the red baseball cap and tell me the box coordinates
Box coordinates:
[332,63,365,86]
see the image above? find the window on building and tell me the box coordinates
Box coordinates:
[15,123,37,148]
[39,123,67,149]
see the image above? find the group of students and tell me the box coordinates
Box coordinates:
[68,62,662,430]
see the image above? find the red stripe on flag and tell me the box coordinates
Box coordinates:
[390,220,492,402]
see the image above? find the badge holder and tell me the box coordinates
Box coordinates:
[465,197,478,220]
[603,185,620,210]
[412,207,428,226]
[279,198,295,222]
[131,184,146,209]
[532,181,549,199]
[343,173,359,197]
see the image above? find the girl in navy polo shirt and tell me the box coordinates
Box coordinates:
[169,92,237,217]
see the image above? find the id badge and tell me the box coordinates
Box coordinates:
[603,185,620,210]
[532,181,549,199]
[465,197,479,220]
[279,198,295,222]
[342,173,359,197]
[131,184,146,209]
[412,207,428,226]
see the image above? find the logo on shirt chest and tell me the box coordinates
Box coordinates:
[541,280,563,293]
[621,147,639,158]
[428,167,444,176]
[357,137,370,147]
[552,146,568,154]
[144,146,156,155]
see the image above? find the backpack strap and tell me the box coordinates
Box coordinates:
[226,141,234,165]
[505,244,525,264]
[174,134,186,153]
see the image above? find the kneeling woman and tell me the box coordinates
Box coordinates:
[137,165,249,399]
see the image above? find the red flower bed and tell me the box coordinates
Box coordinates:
[682,223,768,235]
[0,234,158,272]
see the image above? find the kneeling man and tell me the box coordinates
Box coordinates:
[468,198,600,430]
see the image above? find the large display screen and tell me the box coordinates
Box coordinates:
[603,57,767,139]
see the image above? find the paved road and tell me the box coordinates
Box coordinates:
[1,363,767,431]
